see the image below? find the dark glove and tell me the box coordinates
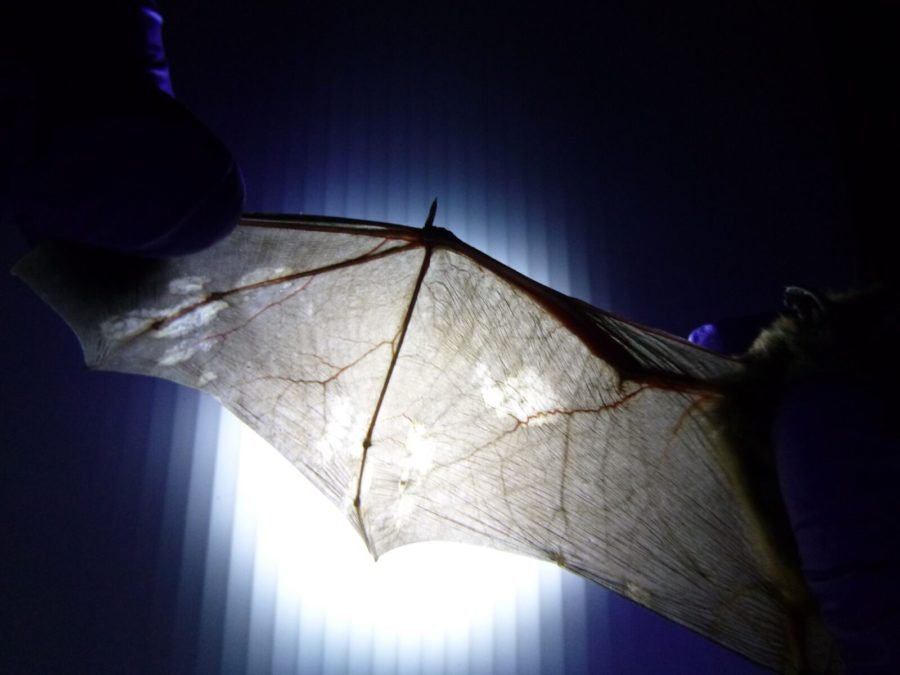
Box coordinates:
[4,2,243,256]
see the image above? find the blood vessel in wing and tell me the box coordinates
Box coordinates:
[14,211,840,673]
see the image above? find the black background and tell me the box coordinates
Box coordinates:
[1,2,894,672]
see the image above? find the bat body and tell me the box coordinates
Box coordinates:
[14,211,841,673]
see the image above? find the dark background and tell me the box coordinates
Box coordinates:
[1,2,894,673]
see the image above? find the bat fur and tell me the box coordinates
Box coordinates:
[712,285,897,673]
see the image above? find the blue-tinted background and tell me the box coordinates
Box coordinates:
[1,2,892,673]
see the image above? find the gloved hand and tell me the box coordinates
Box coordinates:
[4,2,243,256]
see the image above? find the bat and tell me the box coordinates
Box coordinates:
[13,205,840,673]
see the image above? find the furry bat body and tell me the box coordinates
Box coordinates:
[16,214,891,674]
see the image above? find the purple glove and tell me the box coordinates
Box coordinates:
[4,2,243,256]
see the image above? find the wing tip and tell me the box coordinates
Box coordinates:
[424,199,438,228]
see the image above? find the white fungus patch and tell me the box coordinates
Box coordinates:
[475,362,556,423]
[100,297,206,341]
[168,276,209,295]
[237,267,292,287]
[393,493,416,531]
[101,314,157,341]
[153,300,229,338]
[158,343,196,367]
[405,422,436,475]
[197,371,218,386]
[315,394,367,463]
[157,339,214,366]
[158,342,198,366]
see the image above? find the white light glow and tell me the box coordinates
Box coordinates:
[219,408,558,668]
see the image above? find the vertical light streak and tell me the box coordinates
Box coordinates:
[170,52,604,675]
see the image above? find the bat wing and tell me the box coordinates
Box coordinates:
[14,214,839,673]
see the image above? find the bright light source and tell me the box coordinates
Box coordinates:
[217,407,562,670]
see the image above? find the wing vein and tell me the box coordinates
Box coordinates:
[352,242,434,553]
[148,241,420,336]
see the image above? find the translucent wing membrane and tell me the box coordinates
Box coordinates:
[14,215,839,673]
